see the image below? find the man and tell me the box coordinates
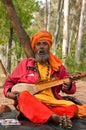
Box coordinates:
[3,30,80,128]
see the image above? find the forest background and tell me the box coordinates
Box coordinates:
[0,0,86,75]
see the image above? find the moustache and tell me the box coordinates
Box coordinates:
[38,49,47,55]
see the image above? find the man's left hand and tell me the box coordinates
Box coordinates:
[62,82,71,91]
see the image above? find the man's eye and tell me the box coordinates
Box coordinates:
[43,42,48,45]
[36,42,41,45]
[36,42,48,46]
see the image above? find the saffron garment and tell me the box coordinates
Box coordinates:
[18,91,77,123]
[76,105,86,117]
[4,58,78,123]
[3,29,86,123]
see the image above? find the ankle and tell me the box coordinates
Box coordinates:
[50,114,60,124]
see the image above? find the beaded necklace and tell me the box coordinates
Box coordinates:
[35,62,50,81]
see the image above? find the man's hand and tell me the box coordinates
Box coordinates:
[7,91,20,100]
[62,82,72,91]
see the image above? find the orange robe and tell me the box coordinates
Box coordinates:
[18,63,77,123]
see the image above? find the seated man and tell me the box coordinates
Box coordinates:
[3,30,85,128]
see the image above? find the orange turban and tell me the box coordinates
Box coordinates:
[30,30,62,71]
[30,30,52,50]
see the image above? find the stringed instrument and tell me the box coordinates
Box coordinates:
[12,72,86,95]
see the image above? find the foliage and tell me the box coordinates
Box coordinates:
[0,0,40,69]
[0,0,86,73]
[80,31,86,63]
[65,54,86,74]
[13,0,39,34]
[0,1,10,45]
[0,0,40,41]
[55,39,86,74]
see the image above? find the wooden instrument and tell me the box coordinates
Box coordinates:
[12,72,86,95]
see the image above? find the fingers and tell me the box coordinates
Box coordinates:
[7,91,20,100]
[62,85,68,91]
[62,82,71,91]
[12,91,20,100]
[13,91,20,94]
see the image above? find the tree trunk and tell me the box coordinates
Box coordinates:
[44,0,48,30]
[7,26,13,73]
[0,60,7,76]
[62,0,69,62]
[53,0,63,55]
[2,0,34,58]
[47,0,51,31]
[75,0,86,63]
[68,18,75,55]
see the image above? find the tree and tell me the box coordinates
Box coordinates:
[53,0,63,55]
[2,0,36,58]
[44,0,48,30]
[62,0,69,62]
[47,0,51,31]
[7,26,13,73]
[75,0,86,63]
[0,1,9,45]
[1,0,86,73]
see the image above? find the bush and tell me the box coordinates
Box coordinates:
[65,55,86,74]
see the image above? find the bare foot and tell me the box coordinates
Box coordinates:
[50,114,72,128]
[0,105,11,113]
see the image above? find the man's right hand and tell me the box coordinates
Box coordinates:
[7,91,20,100]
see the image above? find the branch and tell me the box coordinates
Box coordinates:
[2,0,34,58]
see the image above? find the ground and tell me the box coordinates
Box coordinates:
[0,80,86,110]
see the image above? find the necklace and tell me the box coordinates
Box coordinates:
[35,62,50,81]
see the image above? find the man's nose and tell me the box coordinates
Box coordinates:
[40,42,44,48]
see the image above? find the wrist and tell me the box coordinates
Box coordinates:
[68,82,72,90]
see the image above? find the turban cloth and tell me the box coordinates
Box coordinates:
[30,30,52,50]
[30,30,62,71]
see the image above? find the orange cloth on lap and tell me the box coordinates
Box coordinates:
[18,91,53,123]
[50,105,77,118]
[18,91,77,124]
[76,104,86,117]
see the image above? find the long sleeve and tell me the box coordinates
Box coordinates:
[3,58,39,97]
[3,60,27,97]
[52,65,76,99]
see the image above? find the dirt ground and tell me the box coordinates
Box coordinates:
[0,80,86,110]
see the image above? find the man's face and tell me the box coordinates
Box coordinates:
[34,40,49,63]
